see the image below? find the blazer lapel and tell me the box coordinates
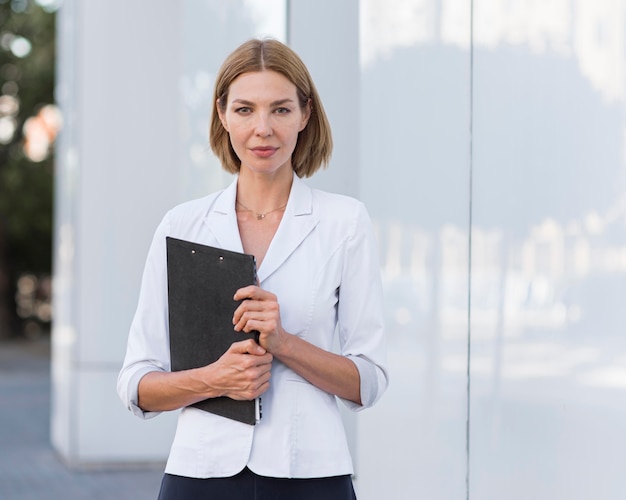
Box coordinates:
[202,174,319,283]
[202,177,244,253]
[258,175,319,283]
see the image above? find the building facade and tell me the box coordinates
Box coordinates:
[53,1,626,498]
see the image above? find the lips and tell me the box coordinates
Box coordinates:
[251,146,278,158]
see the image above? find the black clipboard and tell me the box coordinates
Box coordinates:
[166,236,260,425]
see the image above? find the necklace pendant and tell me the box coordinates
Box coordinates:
[257,213,265,220]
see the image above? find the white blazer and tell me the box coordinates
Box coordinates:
[117,173,388,479]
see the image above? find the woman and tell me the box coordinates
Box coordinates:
[117,38,388,499]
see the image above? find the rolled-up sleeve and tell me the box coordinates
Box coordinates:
[338,202,389,410]
[117,214,172,419]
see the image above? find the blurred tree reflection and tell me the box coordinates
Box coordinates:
[0,0,57,338]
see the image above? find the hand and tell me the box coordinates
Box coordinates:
[233,285,288,354]
[232,287,361,405]
[208,339,273,401]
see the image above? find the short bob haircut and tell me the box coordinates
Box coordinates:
[209,38,333,178]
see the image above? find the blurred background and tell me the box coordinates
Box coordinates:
[0,0,57,341]
[2,1,626,500]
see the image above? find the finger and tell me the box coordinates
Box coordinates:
[234,298,280,322]
[233,304,276,331]
[233,299,265,321]
[249,354,273,368]
[228,339,266,355]
[238,318,278,336]
[233,285,260,301]
[245,341,269,356]
[233,311,277,334]
[234,286,277,302]
[236,379,270,401]
[234,353,273,374]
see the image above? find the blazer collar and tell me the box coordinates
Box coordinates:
[203,176,243,253]
[204,172,319,283]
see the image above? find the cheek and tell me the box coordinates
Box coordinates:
[231,138,247,157]
[226,133,246,159]
[226,127,246,147]
[281,123,303,144]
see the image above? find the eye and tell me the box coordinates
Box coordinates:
[274,107,291,114]
[235,107,252,114]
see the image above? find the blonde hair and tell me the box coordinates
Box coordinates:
[209,38,332,178]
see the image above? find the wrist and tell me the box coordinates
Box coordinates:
[188,365,223,399]
[270,329,296,361]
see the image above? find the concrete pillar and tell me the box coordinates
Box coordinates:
[52,0,184,465]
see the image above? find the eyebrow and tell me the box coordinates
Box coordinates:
[231,98,295,106]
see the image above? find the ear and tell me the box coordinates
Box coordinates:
[217,98,229,132]
[299,99,312,132]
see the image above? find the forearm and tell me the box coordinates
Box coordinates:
[273,333,362,405]
[137,340,273,412]
[137,367,220,412]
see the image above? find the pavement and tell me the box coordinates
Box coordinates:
[0,337,164,500]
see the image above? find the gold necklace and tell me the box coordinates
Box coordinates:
[236,200,287,220]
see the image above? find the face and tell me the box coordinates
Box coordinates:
[218,70,310,176]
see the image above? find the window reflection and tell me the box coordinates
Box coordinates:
[358,2,626,494]
[362,0,626,100]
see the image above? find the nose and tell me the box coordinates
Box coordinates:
[254,113,273,137]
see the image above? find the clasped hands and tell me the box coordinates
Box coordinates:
[211,285,286,401]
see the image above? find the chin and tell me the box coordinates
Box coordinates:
[242,160,292,175]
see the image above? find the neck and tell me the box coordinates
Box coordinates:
[236,167,293,213]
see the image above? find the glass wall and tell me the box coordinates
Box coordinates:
[470,1,626,498]
[356,0,471,497]
[357,0,626,499]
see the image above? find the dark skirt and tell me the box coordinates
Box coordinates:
[157,467,357,500]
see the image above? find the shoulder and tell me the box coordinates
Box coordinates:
[169,191,221,217]
[311,188,361,209]
[303,187,375,247]
[309,187,369,225]
[161,190,223,233]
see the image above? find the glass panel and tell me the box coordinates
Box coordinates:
[471,1,626,498]
[357,1,471,498]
